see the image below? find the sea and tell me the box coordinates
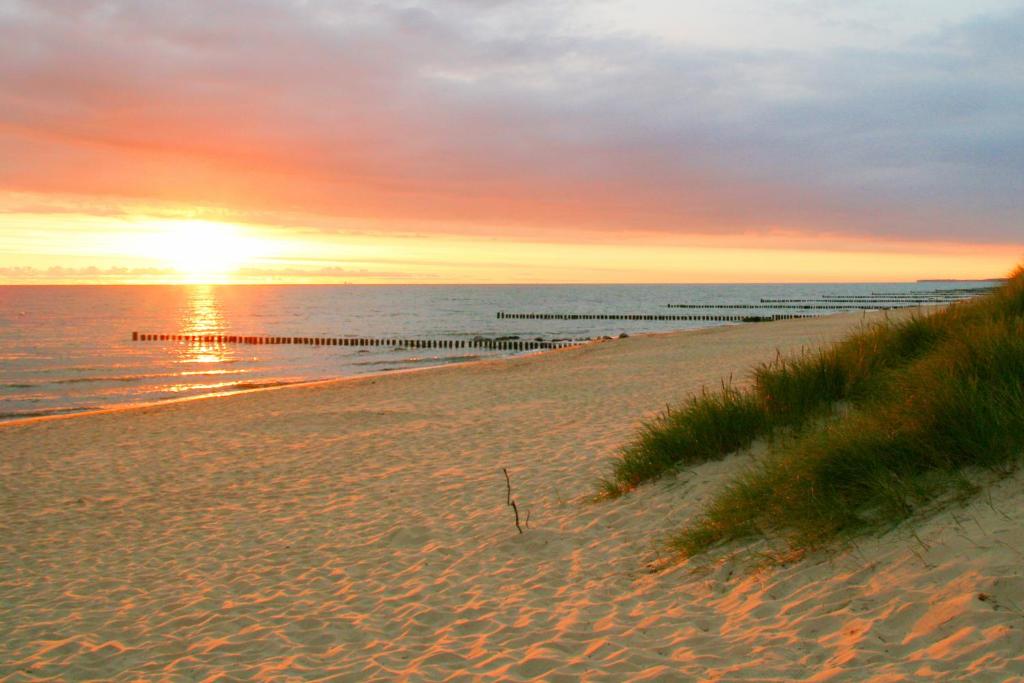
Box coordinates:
[0,282,998,422]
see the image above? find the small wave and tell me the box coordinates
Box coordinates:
[1,368,248,389]
[161,378,307,394]
[228,380,302,390]
[400,354,482,365]
[42,364,144,374]
[351,354,482,367]
[176,358,242,365]
[0,406,97,421]
[55,375,160,385]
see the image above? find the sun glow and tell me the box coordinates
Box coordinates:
[0,207,1018,284]
[148,220,266,283]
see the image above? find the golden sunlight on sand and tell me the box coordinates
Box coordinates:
[2,312,1022,680]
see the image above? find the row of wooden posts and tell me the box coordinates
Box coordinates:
[758,298,954,304]
[495,312,810,322]
[666,303,910,310]
[131,332,582,351]
[867,289,995,296]
[821,294,971,300]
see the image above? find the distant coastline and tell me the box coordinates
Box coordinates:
[916,277,1006,283]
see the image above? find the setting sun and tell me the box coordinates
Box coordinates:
[147,220,268,283]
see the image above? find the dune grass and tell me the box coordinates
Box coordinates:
[602,268,1024,557]
[598,386,766,498]
[601,301,957,497]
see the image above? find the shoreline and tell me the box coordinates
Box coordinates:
[0,336,593,428]
[0,318,760,429]
[1,284,971,431]
[4,306,1020,680]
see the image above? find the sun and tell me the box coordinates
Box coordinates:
[152,220,262,282]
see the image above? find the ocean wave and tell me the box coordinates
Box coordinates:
[351,354,482,367]
[0,406,97,420]
[227,380,303,390]
[0,368,248,389]
[158,378,307,395]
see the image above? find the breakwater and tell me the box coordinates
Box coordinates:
[496,312,810,322]
[131,332,583,352]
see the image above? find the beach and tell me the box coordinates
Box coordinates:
[2,311,1022,681]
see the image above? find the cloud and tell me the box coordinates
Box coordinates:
[0,264,427,282]
[0,265,176,280]
[0,0,1021,244]
[234,266,434,280]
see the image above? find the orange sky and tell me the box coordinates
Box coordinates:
[1,1,1021,284]
[2,205,1017,284]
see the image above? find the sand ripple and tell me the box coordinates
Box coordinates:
[2,314,1023,680]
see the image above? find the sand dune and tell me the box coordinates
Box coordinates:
[2,312,1022,681]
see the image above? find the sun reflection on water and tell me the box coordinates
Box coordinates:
[182,285,224,334]
[176,285,235,365]
[164,380,246,394]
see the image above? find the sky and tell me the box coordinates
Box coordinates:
[1,0,1021,284]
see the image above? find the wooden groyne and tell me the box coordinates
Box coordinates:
[131,332,583,352]
[495,312,811,322]
[666,303,904,310]
[667,301,954,309]
[821,296,969,301]
[759,298,952,305]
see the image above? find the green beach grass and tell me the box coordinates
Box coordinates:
[602,268,1024,557]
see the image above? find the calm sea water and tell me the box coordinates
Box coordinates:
[0,282,995,422]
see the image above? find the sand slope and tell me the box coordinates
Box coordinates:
[2,312,1022,681]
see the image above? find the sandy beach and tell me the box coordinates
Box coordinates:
[2,311,1022,681]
